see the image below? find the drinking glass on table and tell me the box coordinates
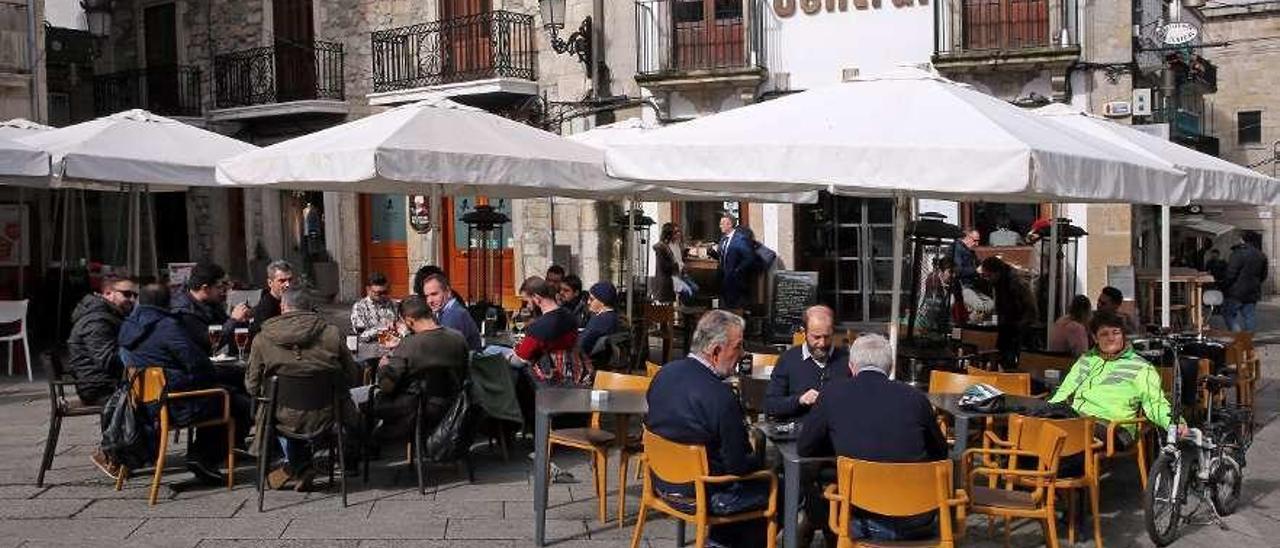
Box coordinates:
[234,327,250,358]
[207,325,223,356]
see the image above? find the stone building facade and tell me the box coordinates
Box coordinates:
[1204,1,1280,292]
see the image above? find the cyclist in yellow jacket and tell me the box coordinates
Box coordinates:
[1049,311,1178,449]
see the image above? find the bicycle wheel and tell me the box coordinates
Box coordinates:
[1210,455,1243,516]
[1145,451,1185,546]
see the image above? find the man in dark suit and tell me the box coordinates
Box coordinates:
[713,214,755,309]
[647,310,771,547]
[798,334,949,542]
[765,305,850,420]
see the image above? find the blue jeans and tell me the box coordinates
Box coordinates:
[277,436,313,474]
[1224,300,1257,332]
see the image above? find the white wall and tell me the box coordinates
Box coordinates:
[761,0,934,91]
[44,0,85,30]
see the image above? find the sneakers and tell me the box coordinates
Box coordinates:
[185,459,227,486]
[90,450,120,480]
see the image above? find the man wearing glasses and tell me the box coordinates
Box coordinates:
[172,262,252,356]
[68,276,137,406]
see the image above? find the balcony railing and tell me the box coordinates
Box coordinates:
[370,10,535,93]
[635,0,765,78]
[213,41,344,109]
[935,0,1079,57]
[94,65,203,117]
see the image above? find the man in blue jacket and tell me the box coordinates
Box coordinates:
[712,214,756,309]
[422,273,483,351]
[765,305,850,420]
[647,310,771,546]
[120,283,251,486]
[171,262,252,356]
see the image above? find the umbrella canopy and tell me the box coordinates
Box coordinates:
[1034,103,1280,205]
[17,109,258,190]
[605,66,1189,205]
[0,136,51,184]
[0,118,52,140]
[568,118,816,203]
[217,96,644,199]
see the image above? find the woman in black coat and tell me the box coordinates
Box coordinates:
[652,222,685,303]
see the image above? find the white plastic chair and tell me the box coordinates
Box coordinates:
[0,300,32,382]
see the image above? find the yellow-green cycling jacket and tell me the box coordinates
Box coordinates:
[1048,345,1173,433]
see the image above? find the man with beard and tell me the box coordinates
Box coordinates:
[171,262,252,356]
[68,276,137,406]
[765,305,850,421]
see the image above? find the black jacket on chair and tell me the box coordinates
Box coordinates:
[764,345,851,420]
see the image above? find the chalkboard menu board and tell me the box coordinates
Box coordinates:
[770,270,819,341]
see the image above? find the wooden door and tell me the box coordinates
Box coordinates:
[963,0,1048,50]
[440,0,492,80]
[360,194,410,297]
[144,3,179,114]
[272,0,316,101]
[673,0,743,71]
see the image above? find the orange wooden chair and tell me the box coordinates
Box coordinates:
[115,367,235,505]
[928,370,999,395]
[964,367,1032,396]
[548,371,650,524]
[822,458,968,547]
[644,361,662,378]
[644,303,676,365]
[964,422,1069,548]
[989,415,1104,547]
[630,428,778,548]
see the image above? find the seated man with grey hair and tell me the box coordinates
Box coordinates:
[247,259,295,351]
[797,334,947,542]
[765,305,850,420]
[646,310,772,547]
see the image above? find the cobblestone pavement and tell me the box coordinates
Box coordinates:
[2,302,1280,547]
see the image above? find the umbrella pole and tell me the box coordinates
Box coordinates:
[146,186,159,279]
[54,189,69,340]
[627,195,637,326]
[79,189,89,267]
[1161,205,1171,329]
[888,193,908,380]
[16,185,23,298]
[1046,204,1060,333]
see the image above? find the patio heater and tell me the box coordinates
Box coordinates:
[460,203,510,314]
[613,208,654,318]
[905,212,964,343]
[1034,218,1087,322]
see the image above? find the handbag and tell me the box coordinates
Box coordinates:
[99,371,156,470]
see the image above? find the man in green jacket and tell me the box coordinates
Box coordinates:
[246,287,361,490]
[1049,311,1178,448]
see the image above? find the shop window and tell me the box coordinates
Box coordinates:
[795,193,897,324]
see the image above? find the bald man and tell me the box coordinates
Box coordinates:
[765,305,851,420]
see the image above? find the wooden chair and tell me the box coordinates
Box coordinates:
[960,329,999,354]
[794,329,857,349]
[548,371,650,524]
[990,415,1104,547]
[630,428,778,548]
[928,370,998,395]
[644,361,662,378]
[964,367,1032,396]
[1209,330,1258,407]
[644,303,676,365]
[964,422,1068,548]
[116,367,235,505]
[737,376,770,424]
[1017,351,1077,382]
[37,350,107,487]
[1100,416,1150,490]
[822,458,967,548]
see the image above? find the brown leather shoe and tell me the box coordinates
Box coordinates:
[267,467,292,490]
[292,467,317,492]
[90,450,119,480]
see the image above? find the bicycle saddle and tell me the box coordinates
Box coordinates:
[1203,374,1235,390]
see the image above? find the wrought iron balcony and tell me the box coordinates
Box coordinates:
[634,0,765,81]
[213,41,345,109]
[93,65,203,117]
[370,10,536,93]
[934,0,1080,67]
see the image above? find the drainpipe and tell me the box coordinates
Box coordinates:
[25,0,39,122]
[592,0,603,100]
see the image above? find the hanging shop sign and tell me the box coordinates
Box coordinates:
[773,0,927,18]
[409,195,433,234]
[1158,22,1199,46]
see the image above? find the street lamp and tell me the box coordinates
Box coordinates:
[81,0,113,38]
[539,0,591,70]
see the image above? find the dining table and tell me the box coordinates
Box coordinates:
[755,422,834,548]
[927,392,1050,482]
[532,387,649,546]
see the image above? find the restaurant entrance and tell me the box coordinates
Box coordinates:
[443,196,516,310]
[359,194,410,297]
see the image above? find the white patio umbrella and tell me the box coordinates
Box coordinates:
[0,118,53,140]
[1034,102,1280,329]
[605,66,1191,373]
[0,137,51,183]
[605,66,1188,205]
[19,109,257,190]
[217,95,646,199]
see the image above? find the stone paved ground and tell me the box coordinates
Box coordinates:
[3,303,1280,547]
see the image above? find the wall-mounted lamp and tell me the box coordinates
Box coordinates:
[539,0,591,71]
